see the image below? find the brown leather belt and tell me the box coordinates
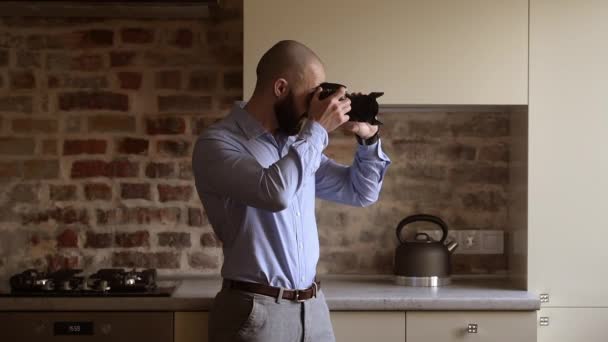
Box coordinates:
[222,279,320,302]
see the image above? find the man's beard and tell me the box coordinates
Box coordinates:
[274,91,306,136]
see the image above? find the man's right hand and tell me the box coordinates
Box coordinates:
[308,86,351,133]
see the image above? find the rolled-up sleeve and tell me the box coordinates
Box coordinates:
[314,140,391,206]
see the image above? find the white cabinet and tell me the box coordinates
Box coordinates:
[244,0,528,105]
[174,312,209,342]
[537,308,608,342]
[529,0,608,307]
[406,311,536,342]
[331,312,405,342]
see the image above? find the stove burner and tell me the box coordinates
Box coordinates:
[7,268,168,296]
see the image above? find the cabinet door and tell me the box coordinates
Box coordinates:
[174,312,208,342]
[538,308,608,342]
[529,0,608,306]
[331,312,405,342]
[406,311,536,342]
[244,0,528,105]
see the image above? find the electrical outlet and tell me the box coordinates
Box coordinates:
[459,230,481,254]
[415,229,503,255]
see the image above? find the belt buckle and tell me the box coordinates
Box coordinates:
[295,290,306,303]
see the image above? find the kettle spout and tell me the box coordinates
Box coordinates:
[445,240,459,253]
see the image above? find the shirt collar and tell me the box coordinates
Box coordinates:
[232,101,267,140]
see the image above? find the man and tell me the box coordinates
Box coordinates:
[192,40,390,342]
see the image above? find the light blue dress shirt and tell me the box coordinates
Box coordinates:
[192,102,391,289]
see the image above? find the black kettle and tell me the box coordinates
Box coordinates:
[394,214,458,286]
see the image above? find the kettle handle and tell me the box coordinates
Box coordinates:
[396,214,449,244]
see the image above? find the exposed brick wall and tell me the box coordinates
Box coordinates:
[0,0,520,282]
[316,109,519,275]
[0,1,242,281]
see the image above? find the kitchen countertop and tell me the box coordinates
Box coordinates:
[0,275,540,311]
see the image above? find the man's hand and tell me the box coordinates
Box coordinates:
[308,86,351,133]
[340,92,379,139]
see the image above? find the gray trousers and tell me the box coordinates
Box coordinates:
[208,287,336,342]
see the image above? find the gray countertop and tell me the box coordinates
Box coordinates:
[0,275,540,312]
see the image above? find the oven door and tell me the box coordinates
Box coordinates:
[0,312,173,342]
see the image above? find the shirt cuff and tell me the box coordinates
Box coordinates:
[356,139,391,162]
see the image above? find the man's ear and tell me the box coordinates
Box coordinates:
[273,78,289,98]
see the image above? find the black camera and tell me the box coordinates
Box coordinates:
[318,82,383,125]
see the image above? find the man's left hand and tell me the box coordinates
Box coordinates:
[341,121,379,139]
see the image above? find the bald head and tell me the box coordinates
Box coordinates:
[255,40,323,91]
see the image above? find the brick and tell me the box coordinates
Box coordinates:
[117,137,148,155]
[157,140,190,157]
[192,117,222,135]
[0,49,8,66]
[0,162,22,178]
[402,163,447,180]
[223,70,242,90]
[451,113,510,137]
[48,74,108,89]
[145,162,175,179]
[42,139,58,155]
[57,229,78,248]
[59,92,128,111]
[188,207,207,227]
[143,51,210,67]
[50,184,77,201]
[63,139,107,155]
[170,28,193,48]
[450,165,509,185]
[461,190,507,212]
[158,95,212,112]
[16,51,41,68]
[158,184,192,202]
[84,183,112,200]
[0,138,35,155]
[407,120,450,138]
[65,116,81,133]
[110,51,137,67]
[97,207,181,226]
[115,231,149,248]
[220,95,240,109]
[188,252,219,269]
[438,144,477,161]
[319,251,359,272]
[200,232,221,247]
[155,70,181,89]
[88,115,136,133]
[146,117,185,135]
[24,160,59,179]
[452,254,507,274]
[71,160,138,178]
[21,207,88,225]
[79,30,114,47]
[0,96,33,113]
[10,71,36,89]
[46,254,79,271]
[112,251,180,269]
[120,183,151,200]
[47,53,104,71]
[158,232,191,248]
[10,184,37,203]
[188,70,217,91]
[12,119,58,133]
[118,71,142,90]
[178,162,192,180]
[478,144,510,163]
[121,28,154,44]
[85,231,113,248]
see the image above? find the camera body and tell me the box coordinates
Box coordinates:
[318,82,383,125]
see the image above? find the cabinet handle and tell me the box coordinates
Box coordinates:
[467,323,478,333]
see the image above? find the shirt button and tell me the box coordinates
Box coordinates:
[296,211,301,217]
[299,243,303,250]
[301,276,305,282]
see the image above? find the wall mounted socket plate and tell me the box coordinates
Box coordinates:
[416,229,504,254]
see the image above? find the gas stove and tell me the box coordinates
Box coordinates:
[4,268,172,297]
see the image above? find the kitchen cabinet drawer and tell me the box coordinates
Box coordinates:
[244,0,528,105]
[331,312,405,342]
[174,312,208,342]
[538,308,608,342]
[406,311,536,342]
